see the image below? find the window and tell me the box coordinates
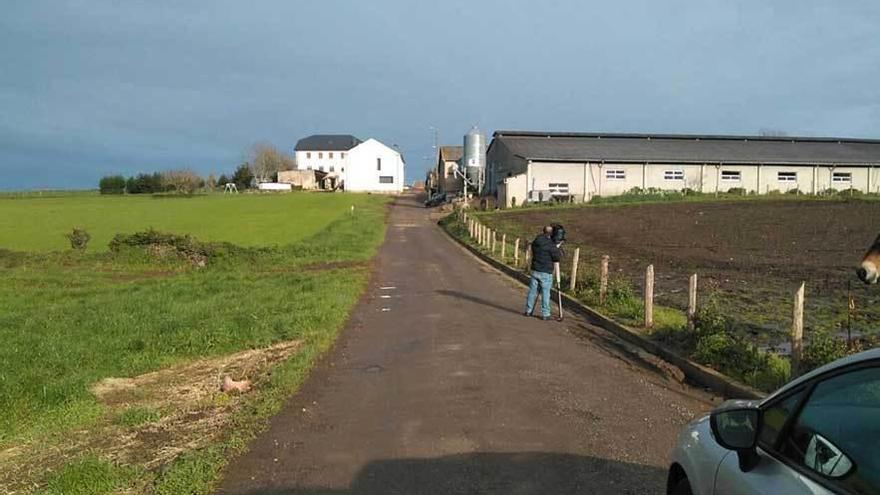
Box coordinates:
[379,176,394,184]
[319,166,324,171]
[605,169,626,180]
[759,390,806,447]
[721,170,741,181]
[778,172,797,182]
[341,152,346,159]
[329,152,334,159]
[664,170,685,181]
[548,183,569,195]
[833,172,852,183]
[329,165,335,172]
[318,152,323,159]
[307,165,312,170]
[778,367,880,494]
[377,158,382,171]
[306,152,311,159]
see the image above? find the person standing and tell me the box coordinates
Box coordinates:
[524,225,562,320]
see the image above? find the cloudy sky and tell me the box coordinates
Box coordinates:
[1,0,878,190]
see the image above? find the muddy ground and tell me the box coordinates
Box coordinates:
[492,200,880,347]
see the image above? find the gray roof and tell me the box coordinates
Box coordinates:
[439,146,463,162]
[491,131,880,166]
[295,134,362,152]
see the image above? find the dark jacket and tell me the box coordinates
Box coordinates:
[531,234,562,274]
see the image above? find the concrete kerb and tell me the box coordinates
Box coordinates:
[439,218,764,401]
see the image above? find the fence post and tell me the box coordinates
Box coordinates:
[645,264,654,329]
[687,274,698,332]
[501,234,507,260]
[569,247,580,292]
[514,238,520,265]
[491,230,497,254]
[599,255,609,304]
[524,242,531,270]
[791,282,805,377]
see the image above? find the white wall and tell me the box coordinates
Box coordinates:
[344,139,404,193]
[294,149,348,176]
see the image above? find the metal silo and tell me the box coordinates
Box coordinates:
[463,126,486,194]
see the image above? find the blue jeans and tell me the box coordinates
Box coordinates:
[525,270,553,317]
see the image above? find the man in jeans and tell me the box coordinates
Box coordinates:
[524,225,562,320]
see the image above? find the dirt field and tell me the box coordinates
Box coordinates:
[488,199,880,348]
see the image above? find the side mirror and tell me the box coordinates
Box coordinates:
[710,400,762,472]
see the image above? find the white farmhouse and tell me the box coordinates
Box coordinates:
[293,134,405,193]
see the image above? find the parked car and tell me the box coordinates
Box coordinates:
[668,348,879,495]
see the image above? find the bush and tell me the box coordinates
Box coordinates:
[64,227,91,250]
[99,175,126,194]
[126,172,164,194]
[802,329,848,372]
[108,229,252,266]
[726,187,746,195]
[786,188,801,195]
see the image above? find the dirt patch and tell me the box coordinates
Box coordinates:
[496,200,880,344]
[0,340,302,493]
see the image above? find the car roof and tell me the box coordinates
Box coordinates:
[763,347,880,404]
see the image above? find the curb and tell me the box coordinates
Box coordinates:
[440,219,765,400]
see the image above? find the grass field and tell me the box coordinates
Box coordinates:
[0,192,390,494]
[0,192,377,252]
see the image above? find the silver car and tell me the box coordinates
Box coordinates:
[667,348,880,494]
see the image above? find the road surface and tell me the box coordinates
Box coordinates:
[217,196,715,495]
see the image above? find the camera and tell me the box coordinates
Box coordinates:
[551,223,566,245]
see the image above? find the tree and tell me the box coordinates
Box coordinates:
[206,173,217,191]
[217,174,229,187]
[126,172,163,194]
[232,163,254,190]
[249,142,294,183]
[99,175,126,194]
[160,169,201,194]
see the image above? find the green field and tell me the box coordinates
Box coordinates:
[0,192,376,252]
[0,192,390,494]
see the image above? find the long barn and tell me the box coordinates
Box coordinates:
[485,131,880,208]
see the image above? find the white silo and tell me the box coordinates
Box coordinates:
[463,126,486,194]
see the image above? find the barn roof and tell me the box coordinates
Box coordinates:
[439,146,463,162]
[295,134,362,151]
[491,131,880,166]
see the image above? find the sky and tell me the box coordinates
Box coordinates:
[1,1,878,190]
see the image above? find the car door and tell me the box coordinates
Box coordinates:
[715,363,880,495]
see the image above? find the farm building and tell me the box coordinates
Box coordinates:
[277,169,329,190]
[294,134,405,193]
[436,146,464,195]
[486,131,880,208]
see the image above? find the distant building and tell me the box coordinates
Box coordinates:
[436,146,464,195]
[277,169,328,190]
[487,130,880,208]
[294,134,405,193]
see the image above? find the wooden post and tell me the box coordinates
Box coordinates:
[599,255,609,304]
[524,242,531,270]
[501,234,507,260]
[514,238,520,264]
[687,274,698,332]
[569,247,580,292]
[791,282,805,377]
[491,230,497,254]
[645,265,654,329]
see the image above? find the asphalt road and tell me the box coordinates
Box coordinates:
[217,196,715,495]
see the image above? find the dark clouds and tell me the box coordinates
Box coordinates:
[1,0,878,189]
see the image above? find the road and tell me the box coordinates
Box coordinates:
[217,196,715,495]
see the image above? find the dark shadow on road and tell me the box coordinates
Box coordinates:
[435,289,525,317]
[232,451,666,494]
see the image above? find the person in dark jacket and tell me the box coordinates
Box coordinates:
[524,225,562,320]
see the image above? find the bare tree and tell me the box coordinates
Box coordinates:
[249,142,294,183]
[161,169,201,194]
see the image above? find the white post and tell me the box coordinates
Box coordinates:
[569,247,580,292]
[792,282,805,377]
[599,255,609,304]
[687,273,698,332]
[514,238,520,265]
[501,234,507,260]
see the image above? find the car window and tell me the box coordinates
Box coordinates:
[779,366,880,495]
[759,389,805,448]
